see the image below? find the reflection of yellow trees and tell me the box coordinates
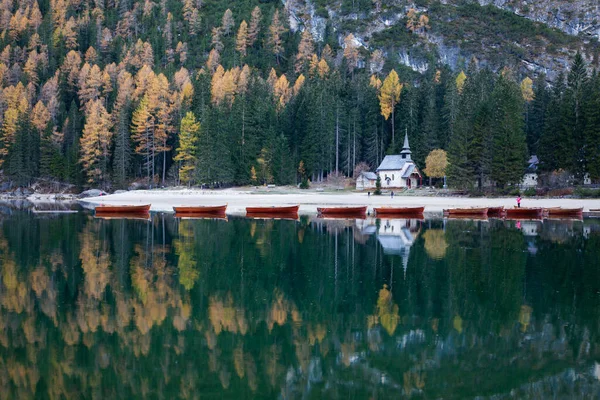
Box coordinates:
[0,238,31,314]
[370,284,400,335]
[423,229,448,260]
[174,221,199,290]
[519,305,532,332]
[130,245,181,335]
[453,315,463,333]
[403,369,426,393]
[209,292,248,335]
[79,227,110,300]
[268,288,299,331]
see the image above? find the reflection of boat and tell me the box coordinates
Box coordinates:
[94,212,151,221]
[95,204,151,214]
[318,215,366,220]
[317,206,367,217]
[174,213,228,220]
[443,207,488,217]
[487,207,506,218]
[444,215,489,221]
[246,205,299,214]
[32,209,78,214]
[245,212,298,221]
[506,207,543,219]
[173,205,227,214]
[544,207,583,217]
[586,209,600,218]
[374,206,424,217]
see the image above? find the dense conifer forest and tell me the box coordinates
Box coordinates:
[0,0,598,189]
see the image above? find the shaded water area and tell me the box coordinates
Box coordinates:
[2,210,600,399]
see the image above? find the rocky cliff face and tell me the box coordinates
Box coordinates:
[473,0,600,40]
[286,0,599,80]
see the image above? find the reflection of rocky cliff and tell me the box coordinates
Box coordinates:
[0,213,599,398]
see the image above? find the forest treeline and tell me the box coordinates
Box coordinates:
[0,0,598,189]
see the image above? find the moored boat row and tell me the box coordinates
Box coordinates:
[92,204,590,221]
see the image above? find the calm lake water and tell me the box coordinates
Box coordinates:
[1,209,600,399]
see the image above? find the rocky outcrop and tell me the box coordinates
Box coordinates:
[474,0,600,40]
[286,0,597,80]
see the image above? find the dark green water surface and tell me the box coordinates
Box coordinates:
[2,210,600,399]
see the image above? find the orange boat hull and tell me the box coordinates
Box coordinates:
[487,207,506,217]
[95,204,151,214]
[545,207,583,217]
[317,206,367,217]
[374,207,424,216]
[506,207,544,219]
[246,205,299,214]
[173,205,227,214]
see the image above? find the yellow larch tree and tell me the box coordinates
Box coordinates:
[379,69,403,145]
[206,49,220,73]
[295,29,314,73]
[273,74,291,111]
[317,58,329,78]
[455,71,467,94]
[131,95,155,184]
[268,9,286,64]
[343,33,362,75]
[221,9,234,35]
[80,99,113,185]
[236,20,249,58]
[521,77,534,102]
[247,6,262,47]
[174,111,200,186]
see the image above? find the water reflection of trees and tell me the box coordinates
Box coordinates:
[0,214,599,398]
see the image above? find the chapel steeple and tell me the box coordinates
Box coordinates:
[400,130,411,160]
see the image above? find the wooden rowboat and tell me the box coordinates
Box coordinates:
[173,205,227,214]
[95,204,151,214]
[443,207,488,217]
[374,206,424,216]
[246,205,299,214]
[505,207,544,219]
[487,206,506,217]
[317,206,367,217]
[545,207,583,217]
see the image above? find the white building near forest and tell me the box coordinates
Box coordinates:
[376,133,422,189]
[355,133,422,190]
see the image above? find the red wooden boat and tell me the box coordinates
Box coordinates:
[95,204,151,214]
[374,206,424,216]
[443,207,488,217]
[545,207,583,217]
[317,206,367,217]
[94,212,150,221]
[173,205,227,214]
[246,205,299,214]
[487,206,506,217]
[505,207,544,219]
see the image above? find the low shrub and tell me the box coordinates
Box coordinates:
[575,187,600,198]
[522,187,536,197]
[547,188,574,197]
